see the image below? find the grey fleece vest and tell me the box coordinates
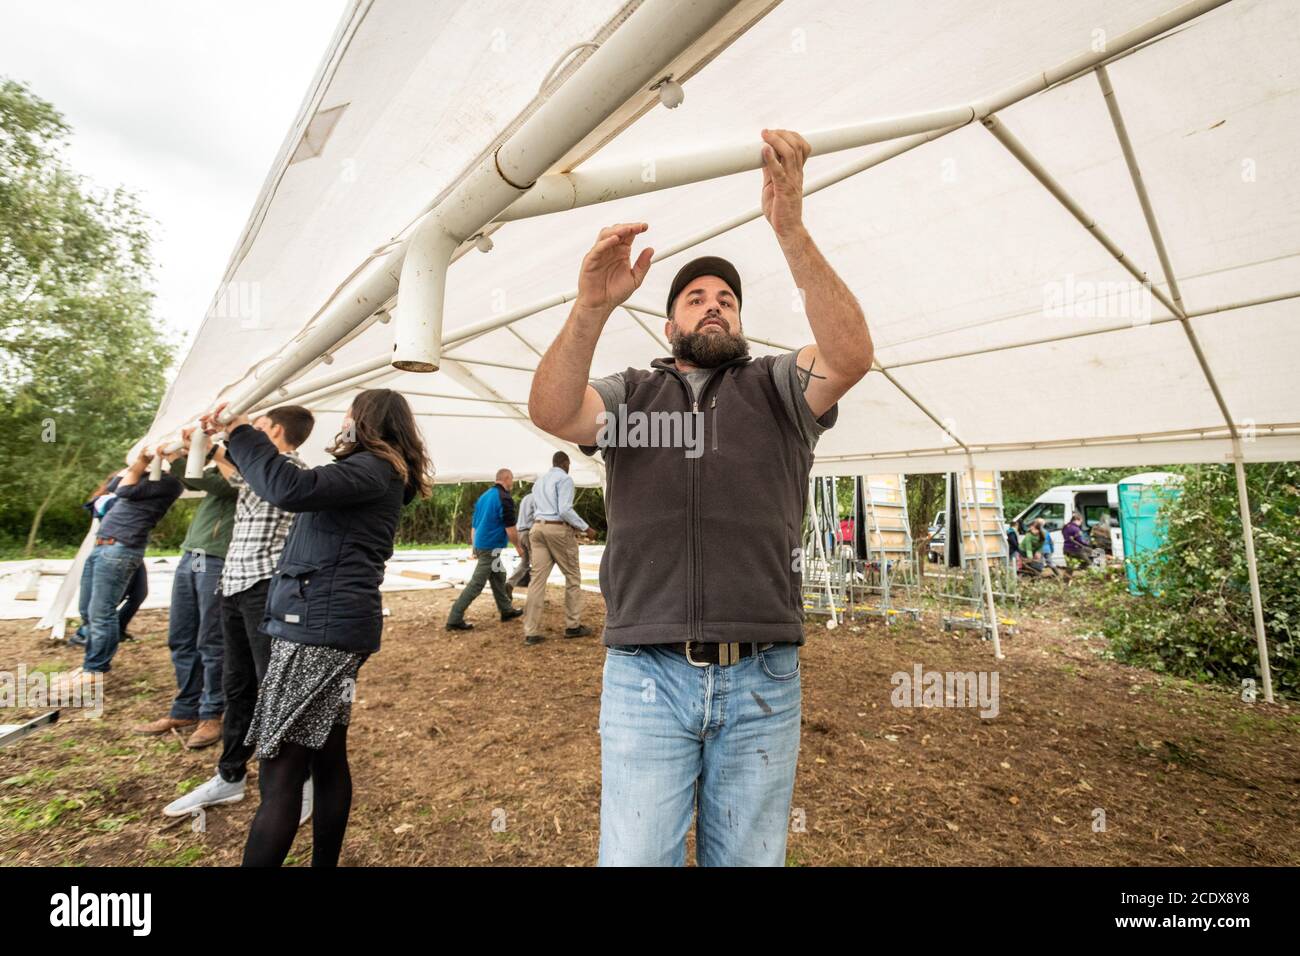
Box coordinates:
[589,354,835,646]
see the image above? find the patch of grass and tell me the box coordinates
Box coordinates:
[2,768,59,787]
[175,778,202,796]
[163,846,205,867]
[0,794,82,831]
[94,812,140,832]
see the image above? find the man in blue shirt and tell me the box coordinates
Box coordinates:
[522,452,595,645]
[445,468,524,630]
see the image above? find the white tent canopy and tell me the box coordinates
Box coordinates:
[144,0,1300,481]
[124,0,1297,699]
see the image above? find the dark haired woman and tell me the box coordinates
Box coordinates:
[202,389,432,867]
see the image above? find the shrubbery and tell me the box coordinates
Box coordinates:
[1100,463,1299,698]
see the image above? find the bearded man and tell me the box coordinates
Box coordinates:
[529,128,874,866]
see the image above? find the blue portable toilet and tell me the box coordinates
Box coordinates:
[1117,472,1184,595]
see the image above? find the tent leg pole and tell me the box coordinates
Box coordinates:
[966,462,1003,660]
[1232,452,1274,704]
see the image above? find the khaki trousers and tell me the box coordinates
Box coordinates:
[523,522,583,634]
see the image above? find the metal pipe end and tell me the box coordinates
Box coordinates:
[391,359,439,373]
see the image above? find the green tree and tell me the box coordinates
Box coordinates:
[0,77,174,554]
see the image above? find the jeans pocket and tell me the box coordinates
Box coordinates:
[758,643,800,681]
[606,644,642,658]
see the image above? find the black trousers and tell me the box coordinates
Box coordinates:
[218,579,272,783]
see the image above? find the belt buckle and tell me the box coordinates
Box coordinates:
[684,641,711,668]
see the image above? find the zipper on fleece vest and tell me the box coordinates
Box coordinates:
[660,361,736,642]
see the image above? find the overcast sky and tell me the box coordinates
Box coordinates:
[0,0,349,346]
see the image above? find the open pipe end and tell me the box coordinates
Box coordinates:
[391,359,439,373]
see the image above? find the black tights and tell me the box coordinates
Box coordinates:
[242,723,352,867]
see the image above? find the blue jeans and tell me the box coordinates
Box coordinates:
[80,542,146,673]
[598,642,802,866]
[168,550,226,720]
[71,562,147,646]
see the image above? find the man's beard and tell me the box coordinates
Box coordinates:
[669,320,750,368]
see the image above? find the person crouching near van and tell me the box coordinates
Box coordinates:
[201,389,432,867]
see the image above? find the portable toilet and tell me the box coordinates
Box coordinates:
[1117,472,1185,595]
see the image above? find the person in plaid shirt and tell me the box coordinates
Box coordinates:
[162,405,316,819]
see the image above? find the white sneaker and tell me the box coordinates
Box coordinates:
[163,773,245,817]
[300,776,313,825]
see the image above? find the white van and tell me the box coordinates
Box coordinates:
[1013,485,1119,567]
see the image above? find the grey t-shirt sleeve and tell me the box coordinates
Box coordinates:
[771,349,837,451]
[589,371,627,419]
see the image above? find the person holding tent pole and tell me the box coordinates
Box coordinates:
[200,389,431,867]
[68,443,185,689]
[132,426,237,750]
[69,471,151,647]
[161,405,316,822]
[529,128,873,866]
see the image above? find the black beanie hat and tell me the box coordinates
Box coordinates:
[666,256,742,316]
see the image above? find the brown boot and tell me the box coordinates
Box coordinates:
[133,715,198,736]
[185,718,223,750]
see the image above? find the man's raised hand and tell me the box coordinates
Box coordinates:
[575,222,653,315]
[760,128,812,241]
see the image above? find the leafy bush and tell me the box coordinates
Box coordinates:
[1100,463,1299,697]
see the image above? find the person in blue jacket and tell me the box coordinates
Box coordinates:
[202,388,431,867]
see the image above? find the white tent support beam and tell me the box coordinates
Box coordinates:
[883,288,1300,372]
[493,106,977,222]
[391,0,745,372]
[623,306,669,350]
[439,359,600,477]
[816,421,1300,465]
[1233,452,1275,703]
[1095,62,1273,703]
[982,114,1243,431]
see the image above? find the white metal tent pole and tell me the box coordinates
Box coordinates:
[391,0,744,372]
[439,359,601,476]
[493,107,977,222]
[1094,63,1273,702]
[883,288,1300,372]
[1232,452,1274,703]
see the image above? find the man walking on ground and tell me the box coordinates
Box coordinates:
[445,468,524,631]
[529,129,873,865]
[522,452,594,647]
[134,429,236,749]
[159,406,316,820]
[506,489,536,601]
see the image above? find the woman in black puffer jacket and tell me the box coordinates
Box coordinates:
[204,389,431,867]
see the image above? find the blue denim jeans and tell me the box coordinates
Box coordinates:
[598,642,802,866]
[80,542,146,673]
[168,550,226,720]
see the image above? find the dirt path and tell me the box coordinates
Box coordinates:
[2,581,1296,866]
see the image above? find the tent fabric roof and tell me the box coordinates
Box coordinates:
[147,0,1300,482]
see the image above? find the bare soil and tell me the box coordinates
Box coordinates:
[2,578,1297,866]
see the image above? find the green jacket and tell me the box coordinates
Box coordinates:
[179,468,237,560]
[1020,531,1044,558]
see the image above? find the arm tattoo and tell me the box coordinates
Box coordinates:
[796,356,827,393]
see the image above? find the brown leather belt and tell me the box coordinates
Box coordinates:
[95,536,119,546]
[536,519,571,526]
[660,641,778,667]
